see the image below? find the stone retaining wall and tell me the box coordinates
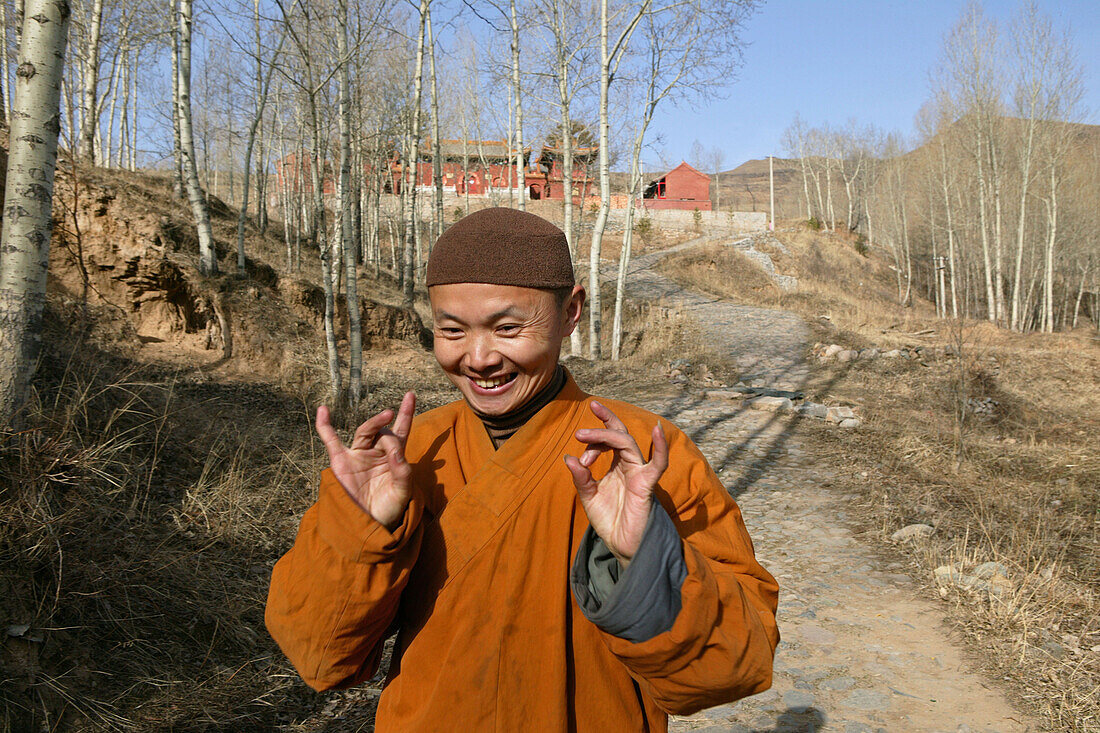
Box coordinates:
[612,208,766,233]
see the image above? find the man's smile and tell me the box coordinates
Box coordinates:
[469,373,518,394]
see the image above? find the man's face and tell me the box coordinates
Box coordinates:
[430,283,584,416]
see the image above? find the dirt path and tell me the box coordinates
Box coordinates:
[614,239,1035,732]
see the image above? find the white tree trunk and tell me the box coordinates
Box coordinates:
[116,46,128,168]
[337,0,361,407]
[403,0,428,305]
[129,46,138,170]
[974,128,997,321]
[939,143,960,318]
[548,2,581,356]
[275,93,292,271]
[78,0,103,163]
[175,0,217,275]
[170,19,184,196]
[0,0,9,124]
[587,0,611,359]
[103,41,121,165]
[510,0,524,210]
[587,0,648,359]
[0,0,71,426]
[1043,163,1058,332]
[1071,263,1088,329]
[1009,113,1038,330]
[612,125,645,360]
[427,7,443,242]
[990,139,1005,323]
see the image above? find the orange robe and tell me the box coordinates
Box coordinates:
[266,375,779,731]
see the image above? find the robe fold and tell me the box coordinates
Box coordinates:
[266,373,780,732]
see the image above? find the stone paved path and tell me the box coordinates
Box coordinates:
[614,237,811,387]
[614,239,1034,732]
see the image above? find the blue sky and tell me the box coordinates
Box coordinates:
[643,0,1100,170]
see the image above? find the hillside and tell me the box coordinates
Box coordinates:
[901,115,1100,165]
[706,116,1100,224]
[715,157,803,218]
[1,161,458,731]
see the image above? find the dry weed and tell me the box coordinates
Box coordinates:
[668,225,1099,730]
[656,244,780,306]
[804,343,1099,731]
[0,299,453,731]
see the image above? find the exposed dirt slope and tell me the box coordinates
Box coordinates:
[44,165,428,382]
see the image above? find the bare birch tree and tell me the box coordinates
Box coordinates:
[274,0,342,401]
[76,0,103,163]
[587,0,648,360]
[175,0,217,275]
[611,0,756,360]
[532,0,597,355]
[402,0,428,306]
[336,0,360,405]
[236,0,289,273]
[0,0,71,426]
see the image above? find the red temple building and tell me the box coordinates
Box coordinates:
[642,161,711,211]
[411,139,525,195]
[524,143,597,202]
[272,138,597,205]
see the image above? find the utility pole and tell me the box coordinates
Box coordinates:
[934,255,948,319]
[769,155,775,231]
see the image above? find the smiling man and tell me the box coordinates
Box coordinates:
[266,207,779,731]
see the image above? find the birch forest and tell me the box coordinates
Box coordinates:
[781,4,1097,334]
[0,0,758,408]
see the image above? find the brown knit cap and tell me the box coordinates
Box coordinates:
[426,207,574,288]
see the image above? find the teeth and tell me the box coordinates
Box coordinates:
[474,376,510,389]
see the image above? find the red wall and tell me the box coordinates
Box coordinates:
[652,165,711,210]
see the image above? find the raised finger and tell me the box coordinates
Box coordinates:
[316,405,346,454]
[563,454,598,499]
[575,427,643,463]
[349,408,395,450]
[648,422,670,477]
[590,401,628,433]
[391,391,417,441]
[375,430,407,465]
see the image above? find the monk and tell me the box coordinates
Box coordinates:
[266,207,779,731]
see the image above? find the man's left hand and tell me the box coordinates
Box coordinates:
[565,401,670,568]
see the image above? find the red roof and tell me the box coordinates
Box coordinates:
[666,161,709,180]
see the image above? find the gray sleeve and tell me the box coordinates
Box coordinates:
[569,500,687,643]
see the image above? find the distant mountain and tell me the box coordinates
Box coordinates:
[899,116,1100,166]
[611,117,1100,219]
[715,157,803,220]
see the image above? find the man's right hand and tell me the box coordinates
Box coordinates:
[315,391,416,532]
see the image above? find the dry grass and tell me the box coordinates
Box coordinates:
[562,288,741,395]
[659,224,1100,731]
[802,339,1099,731]
[0,285,695,731]
[656,243,781,306]
[0,298,453,732]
